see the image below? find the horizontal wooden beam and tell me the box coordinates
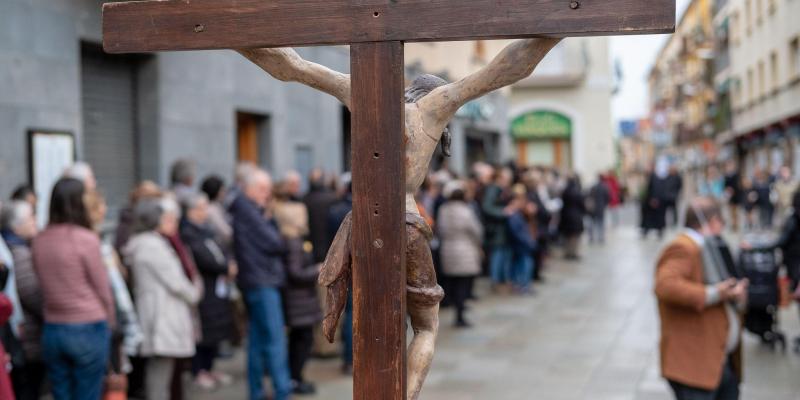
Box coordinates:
[103,0,674,53]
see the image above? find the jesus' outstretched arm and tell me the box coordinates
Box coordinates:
[418,38,561,127]
[237,48,352,110]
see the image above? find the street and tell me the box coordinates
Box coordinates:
[193,217,800,400]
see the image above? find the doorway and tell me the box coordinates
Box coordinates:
[236,112,270,169]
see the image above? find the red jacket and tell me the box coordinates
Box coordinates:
[603,175,621,207]
[0,294,16,400]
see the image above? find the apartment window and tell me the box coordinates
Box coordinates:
[731,13,740,46]
[745,0,753,34]
[757,61,765,98]
[792,37,800,80]
[768,0,776,14]
[733,78,743,109]
[770,51,779,91]
[756,0,763,25]
[747,68,754,103]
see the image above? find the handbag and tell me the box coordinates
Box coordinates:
[103,372,128,400]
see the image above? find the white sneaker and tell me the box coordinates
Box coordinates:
[211,371,234,387]
[194,372,217,391]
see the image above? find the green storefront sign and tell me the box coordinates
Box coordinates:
[511,110,572,140]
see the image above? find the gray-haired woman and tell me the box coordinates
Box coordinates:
[1,200,44,399]
[123,197,201,400]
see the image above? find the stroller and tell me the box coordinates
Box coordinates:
[738,234,787,351]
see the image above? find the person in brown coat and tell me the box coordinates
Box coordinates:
[654,197,748,400]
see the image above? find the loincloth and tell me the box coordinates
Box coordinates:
[318,211,444,343]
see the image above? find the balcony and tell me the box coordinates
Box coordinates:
[513,40,589,88]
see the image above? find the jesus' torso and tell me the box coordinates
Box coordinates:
[403,102,448,217]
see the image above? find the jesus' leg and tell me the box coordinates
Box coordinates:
[405,215,444,400]
[407,301,440,400]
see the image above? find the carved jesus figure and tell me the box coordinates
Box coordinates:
[238,38,560,399]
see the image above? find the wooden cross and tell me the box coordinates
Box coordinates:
[103,1,673,399]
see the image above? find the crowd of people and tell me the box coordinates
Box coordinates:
[0,157,627,400]
[640,160,799,237]
[419,162,623,326]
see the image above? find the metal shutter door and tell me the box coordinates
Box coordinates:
[81,47,137,216]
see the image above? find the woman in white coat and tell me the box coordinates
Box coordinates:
[437,181,483,328]
[124,197,201,400]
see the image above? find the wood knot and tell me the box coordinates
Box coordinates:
[373,239,384,249]
[193,24,205,33]
[569,1,580,9]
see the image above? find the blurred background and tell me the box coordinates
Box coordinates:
[1,0,799,399]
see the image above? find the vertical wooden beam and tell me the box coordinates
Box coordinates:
[350,41,407,400]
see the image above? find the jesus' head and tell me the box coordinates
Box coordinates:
[404,74,451,157]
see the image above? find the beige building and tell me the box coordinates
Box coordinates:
[405,38,616,182]
[405,41,512,176]
[649,0,717,174]
[725,0,800,176]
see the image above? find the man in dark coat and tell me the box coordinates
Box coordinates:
[664,166,684,228]
[559,175,585,259]
[482,168,513,285]
[723,161,742,231]
[642,171,669,239]
[228,169,292,400]
[303,169,338,264]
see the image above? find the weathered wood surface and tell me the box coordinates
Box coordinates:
[350,41,407,400]
[103,0,674,53]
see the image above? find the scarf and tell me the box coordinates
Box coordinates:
[0,230,26,248]
[163,233,197,281]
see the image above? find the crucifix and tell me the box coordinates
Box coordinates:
[102,1,673,399]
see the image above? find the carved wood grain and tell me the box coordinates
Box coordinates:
[350,41,407,400]
[103,0,674,53]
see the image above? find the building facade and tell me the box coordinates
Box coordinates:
[725,0,800,177]
[407,38,617,183]
[652,0,800,190]
[405,42,512,176]
[648,0,718,195]
[1,0,350,214]
[508,37,616,184]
